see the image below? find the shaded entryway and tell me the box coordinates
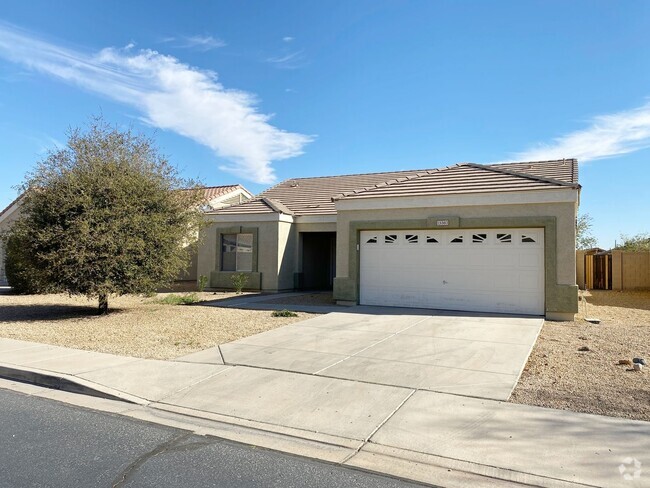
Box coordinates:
[299,232,336,290]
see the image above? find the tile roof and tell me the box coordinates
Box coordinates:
[196,185,248,202]
[334,162,579,201]
[0,186,250,220]
[214,169,425,216]
[487,159,578,184]
[212,159,579,217]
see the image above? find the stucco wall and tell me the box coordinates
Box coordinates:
[277,220,296,291]
[197,217,283,291]
[196,217,338,292]
[334,197,578,317]
[576,250,586,289]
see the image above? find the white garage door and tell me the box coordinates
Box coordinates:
[360,229,544,315]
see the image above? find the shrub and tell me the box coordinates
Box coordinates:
[272,309,298,317]
[156,293,199,305]
[231,272,249,294]
[198,275,208,292]
[3,230,51,294]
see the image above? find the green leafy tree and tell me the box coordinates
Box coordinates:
[576,213,598,250]
[615,232,650,251]
[3,118,204,313]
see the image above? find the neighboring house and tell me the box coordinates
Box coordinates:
[197,159,580,320]
[0,193,25,286]
[176,185,254,281]
[0,185,253,286]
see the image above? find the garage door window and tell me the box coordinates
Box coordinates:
[384,234,398,244]
[472,233,487,243]
[221,233,253,271]
[450,235,463,243]
[522,234,537,243]
[405,234,419,244]
[497,233,512,243]
[426,236,439,243]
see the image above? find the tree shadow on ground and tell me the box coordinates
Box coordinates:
[0,304,125,322]
[586,290,650,311]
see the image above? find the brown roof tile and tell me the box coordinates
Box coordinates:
[213,159,580,216]
[192,185,248,202]
[487,159,578,184]
[335,163,579,201]
[214,169,425,216]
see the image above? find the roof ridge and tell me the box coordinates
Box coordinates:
[206,197,272,215]
[276,166,436,182]
[262,197,294,216]
[331,164,462,201]
[469,162,580,188]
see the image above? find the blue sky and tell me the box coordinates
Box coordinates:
[0,1,648,248]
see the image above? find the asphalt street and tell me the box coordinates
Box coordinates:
[0,387,425,488]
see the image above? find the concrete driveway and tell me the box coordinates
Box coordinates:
[215,308,543,401]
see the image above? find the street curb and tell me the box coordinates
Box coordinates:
[0,373,595,488]
[0,363,148,405]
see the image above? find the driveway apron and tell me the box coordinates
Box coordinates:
[216,308,543,401]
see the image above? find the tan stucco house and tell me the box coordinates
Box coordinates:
[198,159,581,320]
[177,185,253,281]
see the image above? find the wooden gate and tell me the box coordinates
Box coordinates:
[585,253,612,290]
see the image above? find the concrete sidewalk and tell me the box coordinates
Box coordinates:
[0,337,648,488]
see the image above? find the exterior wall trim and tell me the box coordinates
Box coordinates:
[335,188,579,211]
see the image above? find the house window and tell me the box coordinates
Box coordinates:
[221,233,253,271]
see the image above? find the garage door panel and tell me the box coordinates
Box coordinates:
[360,229,544,315]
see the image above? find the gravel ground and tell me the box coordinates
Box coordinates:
[510,290,650,421]
[0,292,317,360]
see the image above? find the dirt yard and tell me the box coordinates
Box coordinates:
[511,290,650,421]
[0,292,317,360]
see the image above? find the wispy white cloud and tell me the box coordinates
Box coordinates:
[512,101,650,163]
[266,49,306,69]
[0,22,313,183]
[283,36,294,43]
[30,134,65,154]
[162,34,226,51]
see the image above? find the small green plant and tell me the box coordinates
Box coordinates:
[231,272,249,294]
[198,275,208,292]
[272,309,298,317]
[156,293,199,305]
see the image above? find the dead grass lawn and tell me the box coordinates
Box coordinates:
[510,290,650,421]
[0,292,317,360]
